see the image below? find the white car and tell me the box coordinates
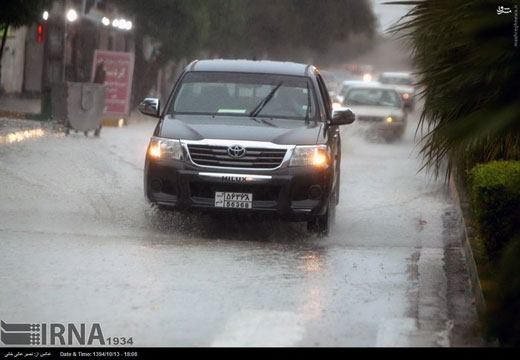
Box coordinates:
[378,72,416,111]
[332,80,381,109]
[340,84,407,141]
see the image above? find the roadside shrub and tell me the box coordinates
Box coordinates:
[470,161,520,263]
[486,236,520,346]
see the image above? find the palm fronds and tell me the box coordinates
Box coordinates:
[387,0,520,179]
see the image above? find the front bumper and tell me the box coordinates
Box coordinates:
[375,121,406,132]
[144,157,333,221]
[360,120,406,134]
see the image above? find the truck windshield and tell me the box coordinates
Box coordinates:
[168,72,317,120]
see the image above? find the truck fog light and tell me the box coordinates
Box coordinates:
[308,185,322,199]
[151,179,162,192]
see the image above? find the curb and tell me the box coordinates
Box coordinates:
[0,110,52,121]
[448,174,486,318]
[0,110,27,119]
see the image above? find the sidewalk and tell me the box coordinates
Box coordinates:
[0,93,152,123]
[0,93,154,142]
[0,94,41,116]
[0,116,60,144]
[1,107,153,145]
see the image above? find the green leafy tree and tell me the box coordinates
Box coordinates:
[114,0,210,103]
[389,0,520,179]
[115,0,376,103]
[0,0,54,87]
[203,0,248,58]
[238,0,376,61]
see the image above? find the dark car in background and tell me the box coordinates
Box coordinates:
[139,59,355,234]
[378,72,416,111]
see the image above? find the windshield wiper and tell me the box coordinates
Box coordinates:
[249,82,283,118]
[260,118,277,127]
[249,116,278,127]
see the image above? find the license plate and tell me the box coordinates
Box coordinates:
[215,192,253,209]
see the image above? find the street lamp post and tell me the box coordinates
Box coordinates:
[62,0,78,82]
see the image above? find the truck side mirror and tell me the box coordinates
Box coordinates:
[331,108,355,125]
[138,98,160,118]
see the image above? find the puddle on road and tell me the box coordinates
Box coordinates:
[0,128,47,144]
[144,206,314,244]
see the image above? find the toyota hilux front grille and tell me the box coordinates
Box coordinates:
[187,144,287,169]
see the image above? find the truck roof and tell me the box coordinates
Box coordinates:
[187,59,315,77]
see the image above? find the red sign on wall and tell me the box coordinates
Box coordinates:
[91,50,134,118]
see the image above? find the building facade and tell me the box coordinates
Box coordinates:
[1,0,134,95]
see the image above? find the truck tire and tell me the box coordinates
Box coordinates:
[307,183,337,236]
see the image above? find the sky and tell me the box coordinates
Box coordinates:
[371,0,413,33]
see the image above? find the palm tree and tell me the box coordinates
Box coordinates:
[387,0,520,179]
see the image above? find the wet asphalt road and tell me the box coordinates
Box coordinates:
[0,107,482,346]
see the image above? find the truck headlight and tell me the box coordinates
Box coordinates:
[289,145,329,167]
[148,137,184,160]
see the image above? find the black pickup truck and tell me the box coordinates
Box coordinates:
[139,59,355,234]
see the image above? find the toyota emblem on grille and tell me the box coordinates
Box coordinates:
[228,145,246,158]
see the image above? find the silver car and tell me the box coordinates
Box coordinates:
[332,80,381,109]
[341,84,407,141]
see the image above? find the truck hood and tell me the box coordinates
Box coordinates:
[158,115,322,145]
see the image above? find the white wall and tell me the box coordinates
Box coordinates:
[1,27,27,93]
